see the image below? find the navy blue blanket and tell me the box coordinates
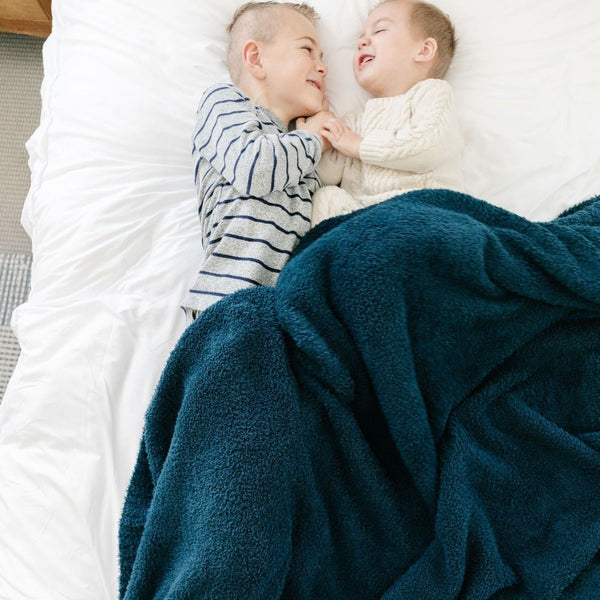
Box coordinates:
[119,190,600,599]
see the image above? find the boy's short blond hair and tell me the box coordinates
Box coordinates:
[379,0,457,79]
[226,2,320,84]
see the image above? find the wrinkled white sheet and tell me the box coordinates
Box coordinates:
[1,0,599,598]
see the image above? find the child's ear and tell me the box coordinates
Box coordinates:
[242,40,266,80]
[415,37,437,64]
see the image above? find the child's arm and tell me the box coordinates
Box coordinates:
[295,110,333,152]
[296,110,344,185]
[297,110,362,186]
[319,118,361,160]
[193,84,322,197]
[359,79,459,173]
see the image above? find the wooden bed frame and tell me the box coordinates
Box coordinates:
[0,0,52,38]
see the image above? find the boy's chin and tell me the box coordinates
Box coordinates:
[300,98,325,118]
[355,74,376,97]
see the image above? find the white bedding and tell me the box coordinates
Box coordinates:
[1,0,599,598]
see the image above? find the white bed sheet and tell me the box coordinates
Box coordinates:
[1,0,599,598]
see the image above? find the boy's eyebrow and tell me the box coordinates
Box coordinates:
[372,17,393,29]
[296,36,324,59]
[360,17,394,36]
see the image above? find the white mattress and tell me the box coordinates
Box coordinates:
[1,0,599,598]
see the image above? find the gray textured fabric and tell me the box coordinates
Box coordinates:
[0,253,32,400]
[0,32,40,400]
[0,32,42,254]
[184,83,322,313]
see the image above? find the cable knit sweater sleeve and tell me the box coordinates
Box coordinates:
[359,79,457,173]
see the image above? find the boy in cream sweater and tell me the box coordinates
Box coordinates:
[298,0,463,226]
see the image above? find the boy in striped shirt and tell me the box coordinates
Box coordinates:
[183,2,329,318]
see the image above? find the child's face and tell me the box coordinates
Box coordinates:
[259,10,327,125]
[353,1,425,97]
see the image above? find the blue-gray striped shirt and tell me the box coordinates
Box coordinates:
[183,83,322,313]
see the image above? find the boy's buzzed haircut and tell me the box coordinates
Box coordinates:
[226,2,320,84]
[379,0,457,79]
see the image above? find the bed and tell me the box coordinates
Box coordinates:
[1,0,599,598]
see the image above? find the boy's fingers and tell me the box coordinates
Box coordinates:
[325,123,342,137]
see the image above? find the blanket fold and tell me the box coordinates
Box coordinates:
[120,190,600,599]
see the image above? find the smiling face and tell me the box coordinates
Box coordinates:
[354,0,429,98]
[258,8,327,125]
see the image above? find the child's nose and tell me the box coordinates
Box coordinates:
[317,59,327,77]
[357,36,369,50]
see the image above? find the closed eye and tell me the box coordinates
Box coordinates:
[296,36,324,60]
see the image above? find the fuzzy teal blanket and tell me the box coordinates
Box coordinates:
[119,190,600,599]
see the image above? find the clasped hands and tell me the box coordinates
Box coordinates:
[297,102,361,159]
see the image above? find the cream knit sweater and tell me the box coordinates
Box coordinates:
[312,78,463,225]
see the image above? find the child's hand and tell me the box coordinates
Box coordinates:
[296,111,336,152]
[320,118,361,159]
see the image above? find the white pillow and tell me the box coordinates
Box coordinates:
[445,0,600,219]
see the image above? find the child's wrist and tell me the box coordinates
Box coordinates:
[337,134,361,159]
[319,134,332,152]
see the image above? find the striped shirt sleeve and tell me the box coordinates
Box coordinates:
[193,84,322,197]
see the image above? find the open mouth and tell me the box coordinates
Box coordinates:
[358,55,374,69]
